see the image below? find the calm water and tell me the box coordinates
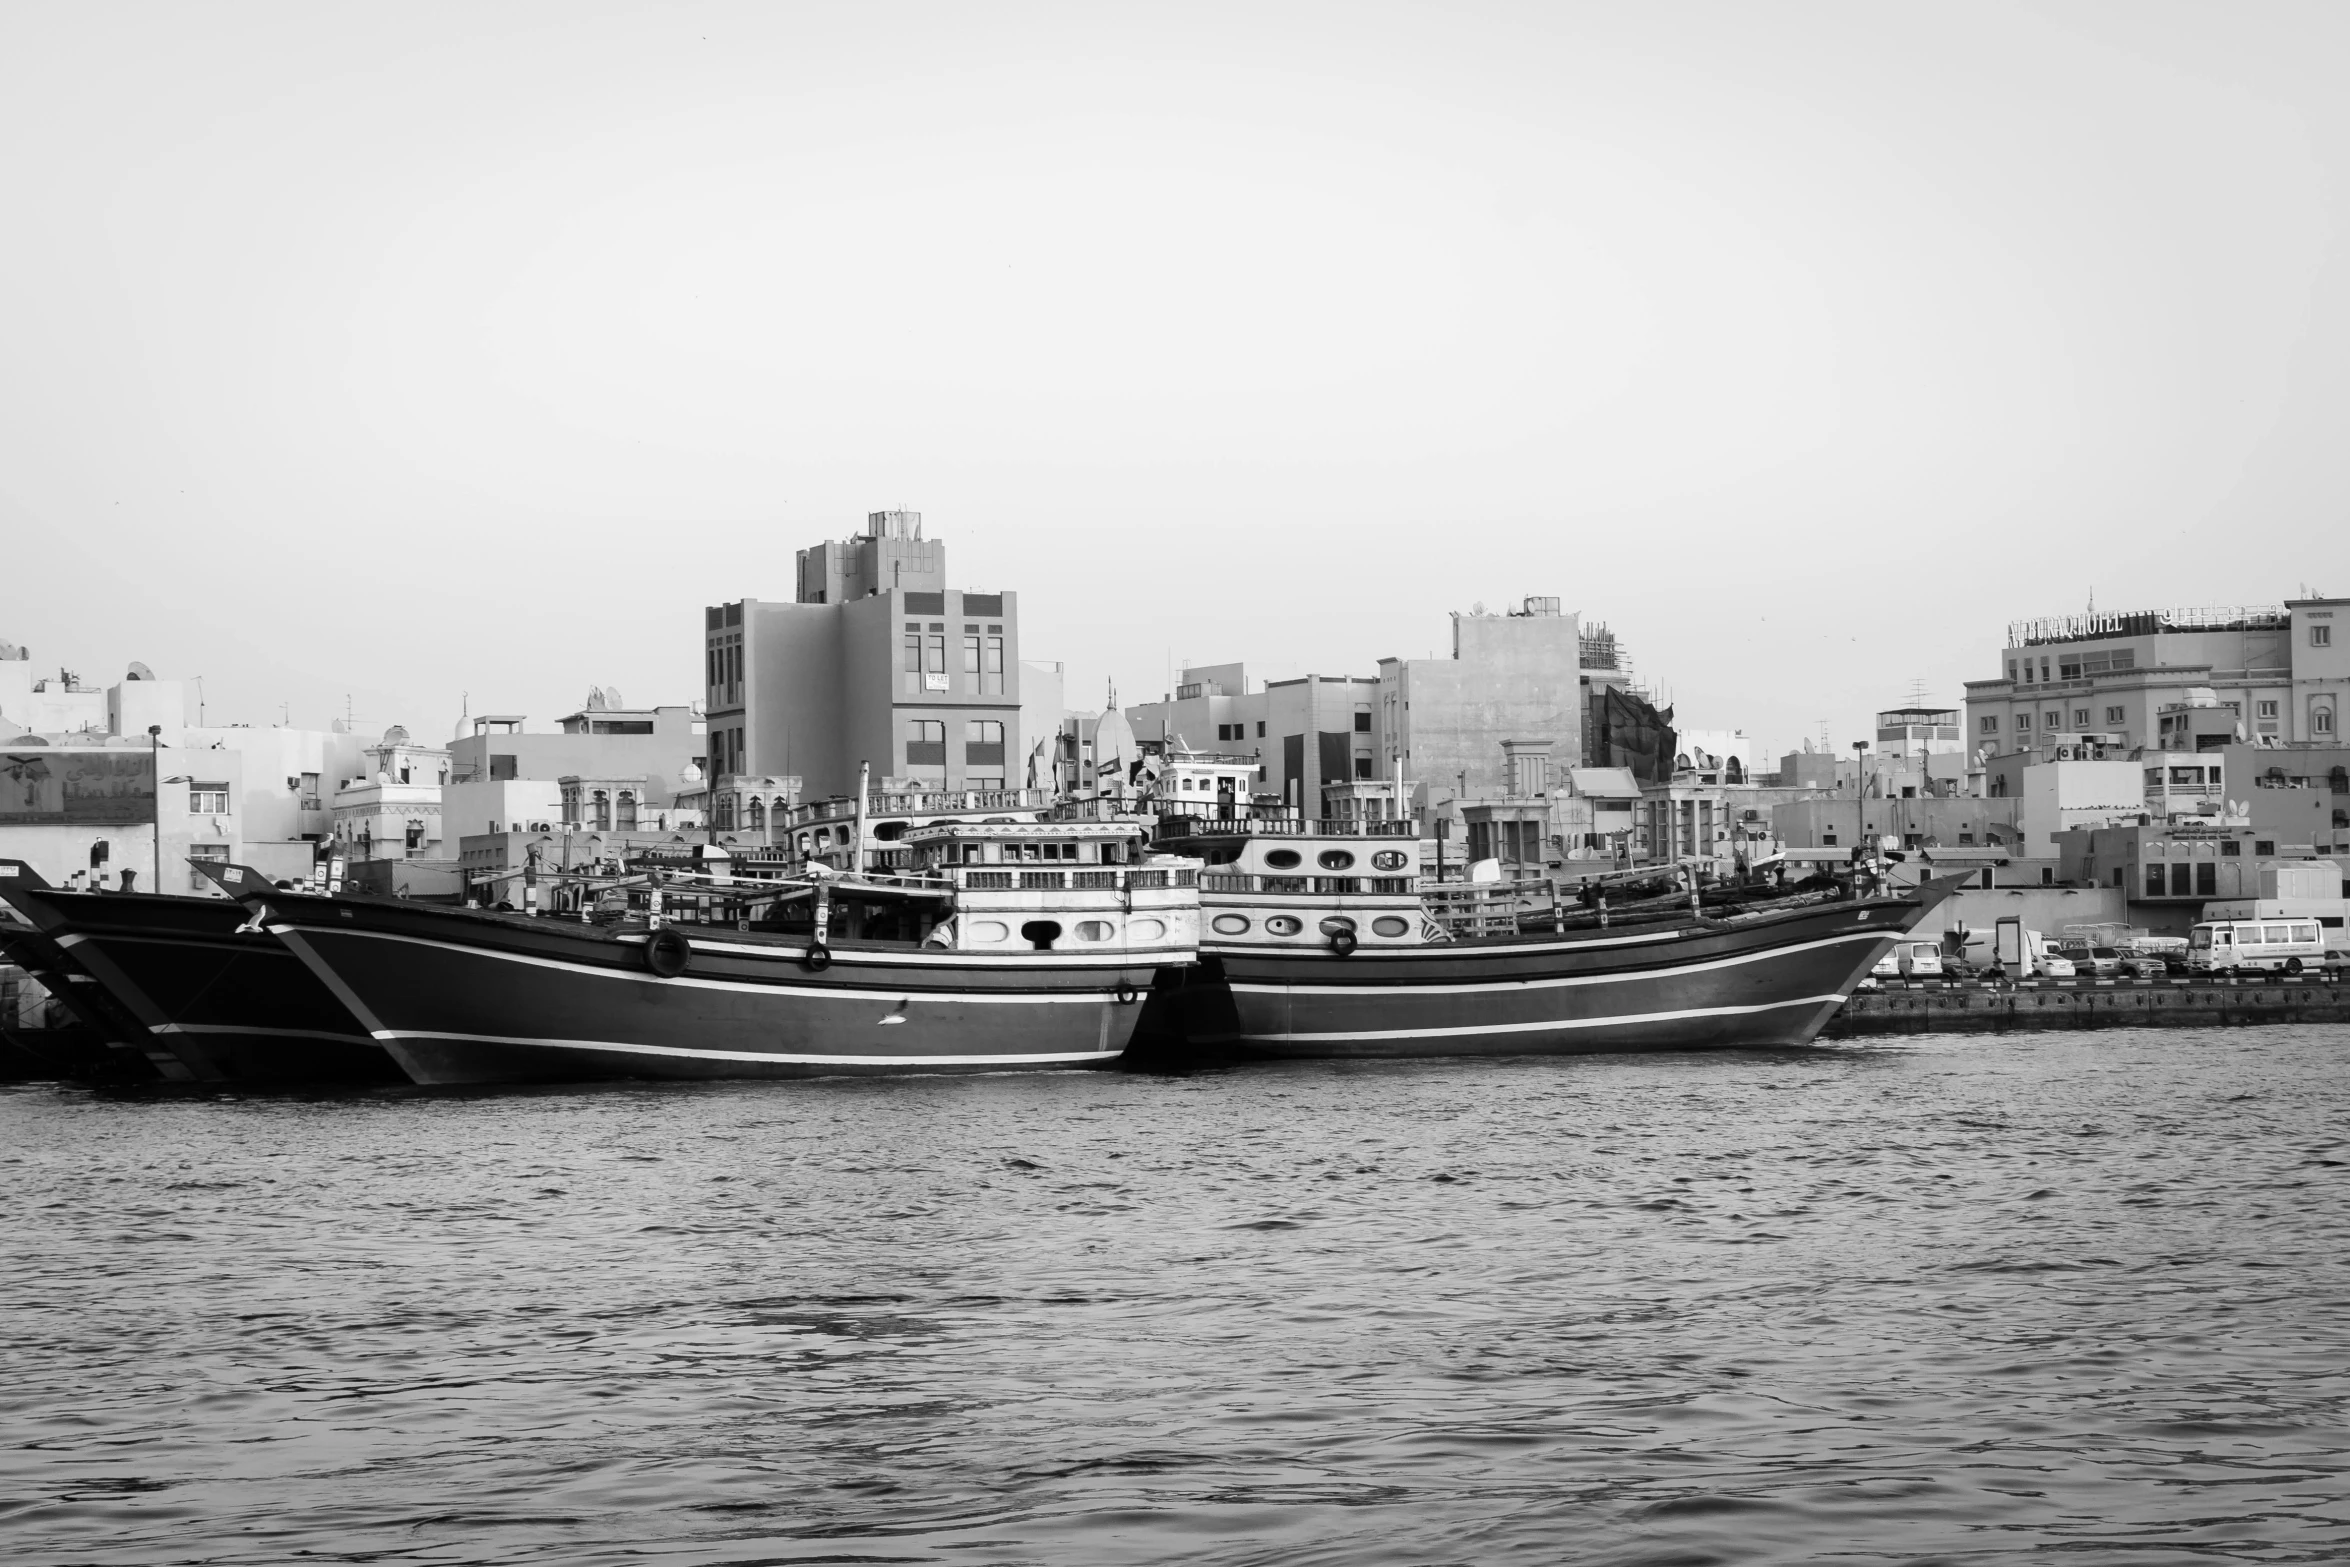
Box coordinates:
[3,1028,2347,1566]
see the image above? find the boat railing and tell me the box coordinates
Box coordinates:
[952,866,1197,893]
[788,788,1054,828]
[1200,873,1417,895]
[1156,814,1419,841]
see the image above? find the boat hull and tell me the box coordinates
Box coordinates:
[244,893,1175,1085]
[0,879,397,1086]
[0,918,180,1083]
[1178,892,1939,1059]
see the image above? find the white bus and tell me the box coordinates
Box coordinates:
[2186,918,2330,975]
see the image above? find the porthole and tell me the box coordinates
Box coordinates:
[1074,920,1114,942]
[1317,850,1356,871]
[1129,918,1166,941]
[1370,850,1409,872]
[969,921,1010,942]
[1318,916,1357,936]
[1210,914,1251,935]
[1372,916,1412,938]
[1265,915,1304,936]
[1205,844,1243,865]
[1264,849,1302,870]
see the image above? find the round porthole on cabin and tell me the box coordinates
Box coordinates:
[1370,850,1409,872]
[1074,920,1114,942]
[1265,915,1304,936]
[1317,850,1356,871]
[1318,916,1357,936]
[1263,848,1302,869]
[1129,918,1166,941]
[1211,914,1252,935]
[1372,916,1412,938]
[969,921,1010,942]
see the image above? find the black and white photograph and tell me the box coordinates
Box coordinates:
[3,3,2347,1562]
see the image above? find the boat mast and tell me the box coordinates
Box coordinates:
[853,759,870,876]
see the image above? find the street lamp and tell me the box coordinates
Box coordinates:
[146,725,191,895]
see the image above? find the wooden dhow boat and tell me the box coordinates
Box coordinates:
[199,811,1203,1086]
[1150,808,1954,1059]
[1,896,175,1084]
[0,859,398,1085]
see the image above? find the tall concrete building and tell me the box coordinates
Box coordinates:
[1965,596,2350,760]
[704,512,1025,801]
[1126,667,1382,809]
[1380,598,1585,814]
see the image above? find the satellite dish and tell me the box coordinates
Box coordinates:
[126,661,153,681]
[602,686,623,710]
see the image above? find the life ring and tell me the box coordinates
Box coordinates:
[1329,928,1358,957]
[645,927,692,978]
[804,942,833,973]
[1115,980,1140,1006]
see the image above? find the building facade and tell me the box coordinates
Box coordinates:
[705,512,1025,802]
[1964,597,2350,762]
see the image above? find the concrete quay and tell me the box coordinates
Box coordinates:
[1823,975,2350,1036]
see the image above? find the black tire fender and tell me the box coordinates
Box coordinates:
[645,927,692,979]
[804,942,833,973]
[1115,980,1140,1006]
[1329,928,1358,957]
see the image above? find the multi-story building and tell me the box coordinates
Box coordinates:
[1125,665,1378,812]
[704,512,1025,802]
[332,727,450,862]
[1381,598,1585,816]
[442,693,705,841]
[1964,596,2350,760]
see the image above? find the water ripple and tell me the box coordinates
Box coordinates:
[2,1027,2347,1563]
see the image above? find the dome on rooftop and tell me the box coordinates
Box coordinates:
[383,724,410,745]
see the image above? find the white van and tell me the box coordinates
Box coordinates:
[1868,939,1945,980]
[2187,918,2330,975]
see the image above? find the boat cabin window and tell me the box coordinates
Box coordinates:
[1019,920,1062,950]
[1264,849,1302,870]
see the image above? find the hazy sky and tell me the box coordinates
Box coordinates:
[5,1,2348,758]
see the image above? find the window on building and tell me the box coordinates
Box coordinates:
[1957,830,1974,845]
[617,792,638,831]
[2170,863,2190,896]
[189,781,229,814]
[965,719,1005,765]
[903,632,922,694]
[2104,706,2124,725]
[964,635,981,676]
[2072,708,2090,727]
[2258,700,2279,719]
[2007,661,2017,682]
[2317,705,2338,736]
[1256,721,1266,738]
[188,843,228,891]
[1353,712,1371,733]
[2145,864,2164,897]
[2197,862,2216,897]
[2017,713,2031,730]
[2256,839,2275,856]
[926,635,947,678]
[1980,716,1998,733]
[907,721,947,767]
[2044,712,2061,731]
[1354,756,1373,779]
[2314,624,2334,647]
[984,635,1005,695]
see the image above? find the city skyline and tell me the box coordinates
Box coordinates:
[6,3,2349,759]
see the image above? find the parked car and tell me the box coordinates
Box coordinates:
[1868,939,1945,980]
[2055,944,2123,978]
[2118,953,2172,980]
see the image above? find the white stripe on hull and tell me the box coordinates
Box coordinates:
[376,1029,1120,1067]
[1210,992,1848,1046]
[1220,928,1889,997]
[270,924,1152,1002]
[151,1021,379,1046]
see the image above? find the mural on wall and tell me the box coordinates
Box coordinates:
[0,750,157,825]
